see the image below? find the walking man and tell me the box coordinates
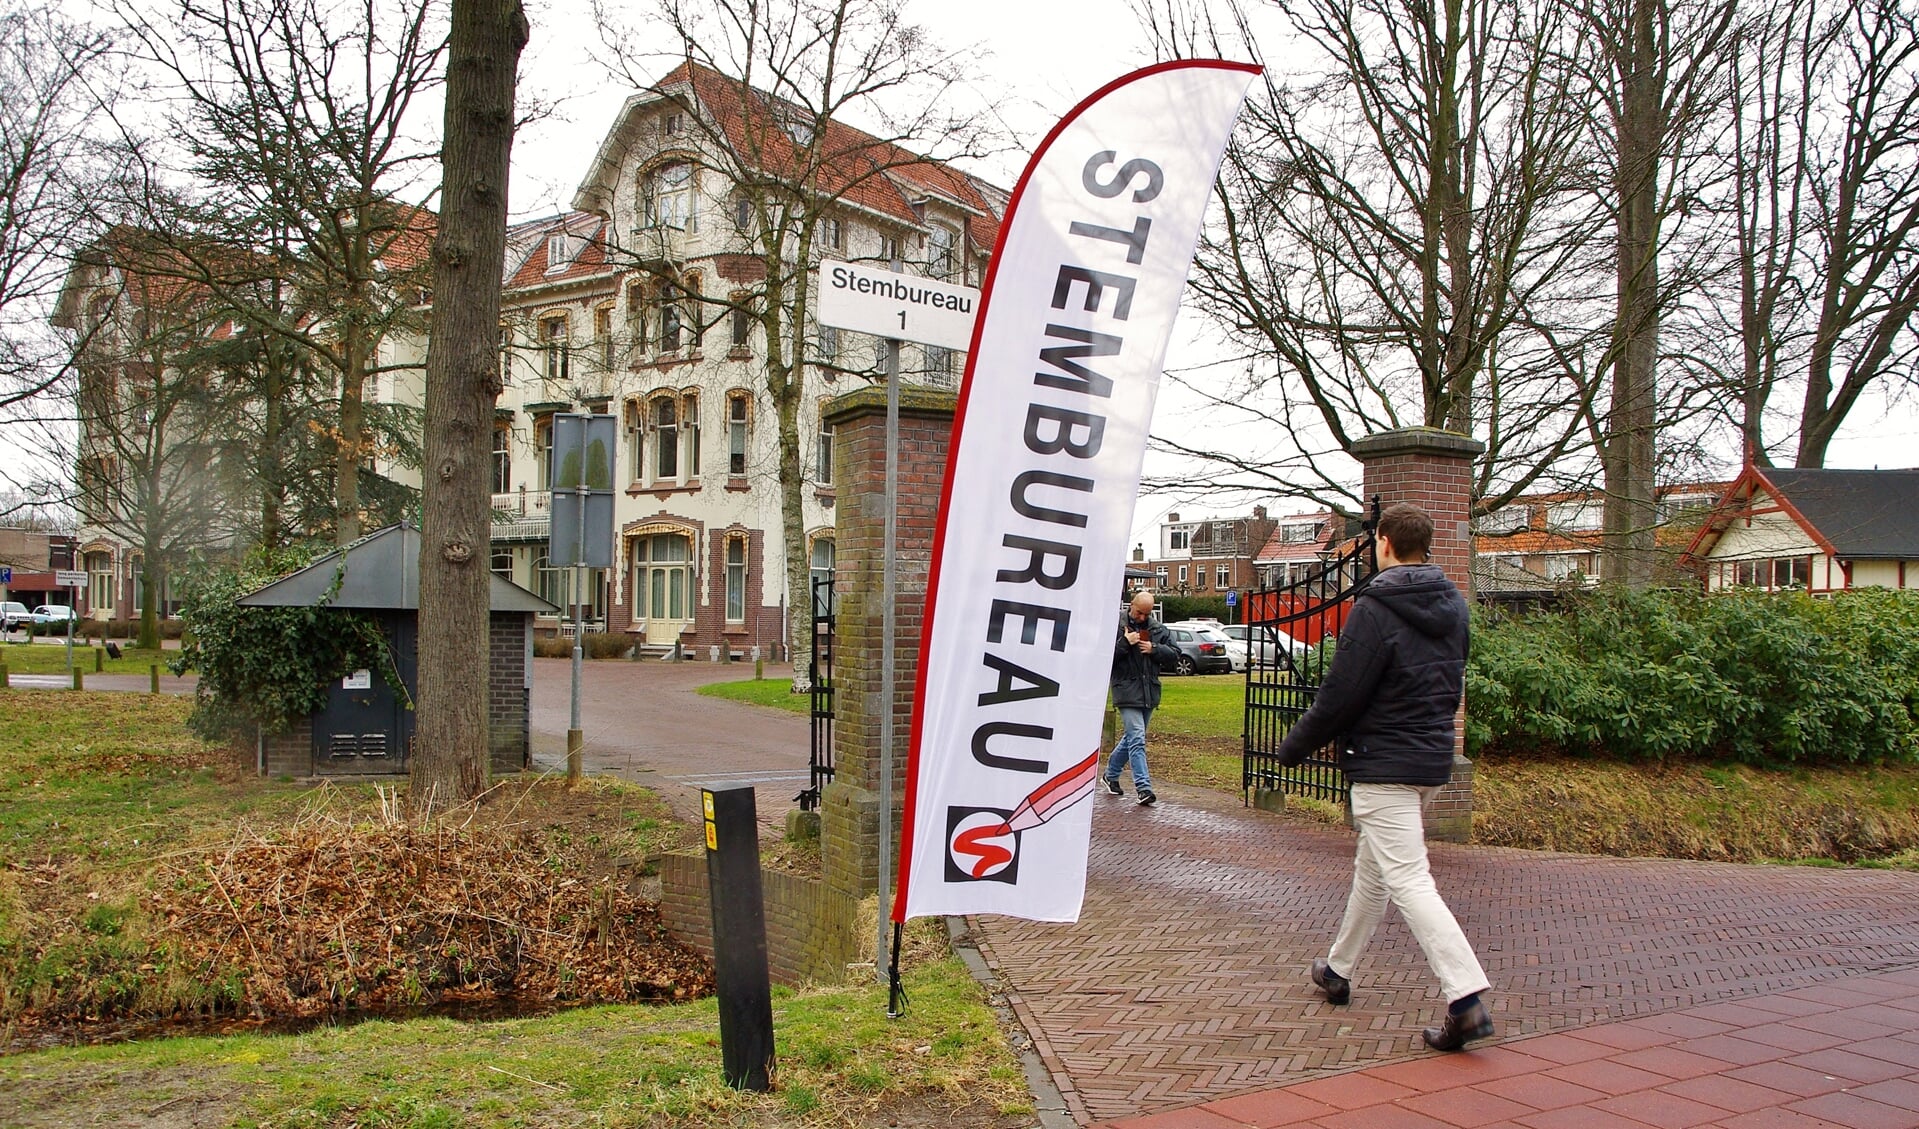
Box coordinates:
[1105,590,1176,807]
[1277,502,1494,1051]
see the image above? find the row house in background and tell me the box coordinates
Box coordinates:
[1252,511,1338,588]
[379,62,1004,657]
[1132,506,1278,597]
[1471,482,1728,586]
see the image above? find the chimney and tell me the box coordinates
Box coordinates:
[1253,505,1267,520]
[1166,512,1180,523]
[1132,543,1145,562]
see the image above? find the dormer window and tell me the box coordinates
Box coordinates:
[546,232,570,272]
[782,114,816,145]
[663,111,683,136]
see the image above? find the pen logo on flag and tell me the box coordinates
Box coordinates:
[942,751,1099,883]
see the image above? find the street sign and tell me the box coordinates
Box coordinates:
[0,566,11,584]
[55,570,84,588]
[816,259,980,351]
[548,413,616,569]
[1225,590,1238,606]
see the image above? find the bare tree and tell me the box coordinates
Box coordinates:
[111,0,446,543]
[1573,0,1736,582]
[409,0,527,814]
[1713,0,1919,468]
[592,0,1002,686]
[1143,0,1608,519]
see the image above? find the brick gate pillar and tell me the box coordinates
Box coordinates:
[1349,427,1484,843]
[818,386,957,902]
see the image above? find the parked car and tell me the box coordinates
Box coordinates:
[30,605,76,629]
[1221,623,1309,667]
[1161,622,1233,675]
[0,601,28,631]
[1168,620,1248,672]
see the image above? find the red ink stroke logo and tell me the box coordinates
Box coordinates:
[944,807,1020,883]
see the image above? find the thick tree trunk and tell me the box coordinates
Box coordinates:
[1602,0,1662,587]
[410,0,526,817]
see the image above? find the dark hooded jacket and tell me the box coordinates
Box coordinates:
[1110,611,1179,710]
[1274,563,1468,786]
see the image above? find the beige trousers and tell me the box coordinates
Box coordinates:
[1327,782,1491,1004]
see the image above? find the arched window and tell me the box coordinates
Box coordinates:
[534,555,564,609]
[86,551,113,614]
[624,400,644,482]
[727,392,750,477]
[724,535,748,622]
[492,421,512,495]
[540,314,569,381]
[645,161,694,231]
[928,223,959,280]
[652,397,678,480]
[534,415,554,490]
[809,537,836,615]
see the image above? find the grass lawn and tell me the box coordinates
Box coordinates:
[0,640,176,676]
[698,676,811,715]
[1,952,1029,1128]
[0,691,1031,1128]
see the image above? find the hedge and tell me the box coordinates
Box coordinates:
[1468,587,1919,766]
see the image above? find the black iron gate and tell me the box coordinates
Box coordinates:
[1242,501,1379,805]
[799,574,835,811]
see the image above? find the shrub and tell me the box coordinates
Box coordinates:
[169,546,398,742]
[1468,587,1919,766]
[1157,594,1230,623]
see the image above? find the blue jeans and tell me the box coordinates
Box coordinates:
[1106,706,1153,791]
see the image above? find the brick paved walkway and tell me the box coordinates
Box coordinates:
[967,782,1919,1125]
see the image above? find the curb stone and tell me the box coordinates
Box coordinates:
[946,915,1078,1129]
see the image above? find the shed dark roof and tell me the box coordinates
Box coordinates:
[1762,468,1919,559]
[237,524,557,612]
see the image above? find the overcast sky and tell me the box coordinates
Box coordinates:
[13,0,1918,539]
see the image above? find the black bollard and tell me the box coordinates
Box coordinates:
[701,785,774,1091]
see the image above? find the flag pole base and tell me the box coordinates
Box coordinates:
[886,922,907,1018]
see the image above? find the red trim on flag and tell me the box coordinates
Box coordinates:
[891,59,1261,922]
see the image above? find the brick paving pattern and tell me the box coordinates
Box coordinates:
[968,783,1919,1124]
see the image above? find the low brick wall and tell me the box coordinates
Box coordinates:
[657,852,864,986]
[261,719,313,777]
[1427,754,1475,843]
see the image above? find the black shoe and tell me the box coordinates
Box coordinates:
[1311,959,1350,1005]
[1422,1000,1495,1051]
[1137,788,1157,807]
[1102,776,1122,796]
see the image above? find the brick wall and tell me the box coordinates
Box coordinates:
[487,611,531,774]
[656,852,865,986]
[818,386,957,901]
[1351,427,1484,843]
[261,718,313,777]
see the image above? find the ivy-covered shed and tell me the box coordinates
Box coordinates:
[238,523,557,778]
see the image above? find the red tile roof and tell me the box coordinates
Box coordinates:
[655,62,1004,255]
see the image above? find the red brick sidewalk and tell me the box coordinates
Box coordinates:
[1102,967,1919,1127]
[966,783,1919,1126]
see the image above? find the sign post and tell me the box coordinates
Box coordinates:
[549,413,616,782]
[816,259,980,995]
[1226,589,1238,626]
[55,569,84,671]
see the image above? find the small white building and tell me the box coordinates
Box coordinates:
[1682,466,1919,592]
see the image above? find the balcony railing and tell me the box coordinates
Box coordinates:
[491,489,552,516]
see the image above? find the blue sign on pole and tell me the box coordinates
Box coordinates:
[0,566,11,584]
[1225,590,1238,606]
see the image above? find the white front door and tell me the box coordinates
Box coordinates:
[633,533,693,645]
